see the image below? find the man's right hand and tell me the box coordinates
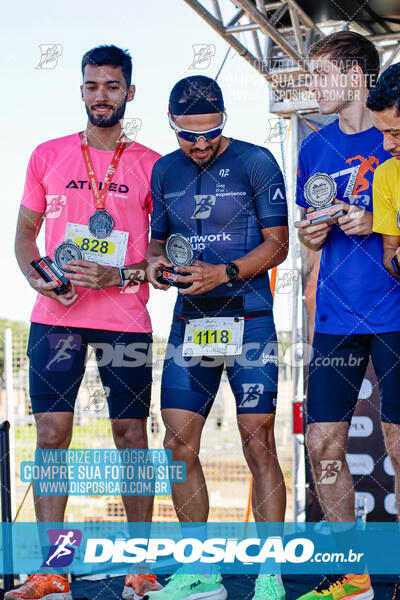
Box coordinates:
[28,275,78,306]
[146,256,174,290]
[15,206,78,307]
[294,207,333,251]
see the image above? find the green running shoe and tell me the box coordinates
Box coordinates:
[296,574,373,600]
[252,574,286,599]
[143,570,227,600]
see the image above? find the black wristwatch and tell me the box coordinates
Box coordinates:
[226,262,239,282]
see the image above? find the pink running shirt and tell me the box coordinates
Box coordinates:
[21,133,161,333]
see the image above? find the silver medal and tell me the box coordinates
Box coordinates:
[166,234,194,267]
[88,210,114,239]
[54,241,84,269]
[304,173,337,209]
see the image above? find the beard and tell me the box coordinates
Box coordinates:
[86,98,127,128]
[187,139,221,168]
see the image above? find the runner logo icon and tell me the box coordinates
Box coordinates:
[45,195,67,219]
[45,334,81,371]
[239,384,264,408]
[189,44,216,70]
[36,44,63,69]
[42,529,82,567]
[319,460,343,484]
[191,195,216,219]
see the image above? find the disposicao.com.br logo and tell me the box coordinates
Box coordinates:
[5,522,395,575]
[84,536,315,565]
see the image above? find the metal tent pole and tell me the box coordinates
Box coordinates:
[290,114,306,522]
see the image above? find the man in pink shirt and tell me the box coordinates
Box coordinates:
[11,45,162,600]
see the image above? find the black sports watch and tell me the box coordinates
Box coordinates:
[225,262,239,282]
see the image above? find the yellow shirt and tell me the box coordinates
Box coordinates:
[372,157,400,236]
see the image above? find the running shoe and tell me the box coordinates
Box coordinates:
[4,574,71,600]
[123,573,163,600]
[144,570,227,600]
[252,574,285,599]
[296,574,373,599]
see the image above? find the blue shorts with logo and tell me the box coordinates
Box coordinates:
[306,332,400,424]
[27,323,152,419]
[161,297,279,417]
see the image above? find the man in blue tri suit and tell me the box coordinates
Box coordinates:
[145,76,289,600]
[294,32,400,600]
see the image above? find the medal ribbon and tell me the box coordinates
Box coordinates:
[80,131,127,211]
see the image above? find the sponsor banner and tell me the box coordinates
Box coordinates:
[2,522,400,575]
[346,453,375,476]
[346,364,395,521]
[348,416,373,438]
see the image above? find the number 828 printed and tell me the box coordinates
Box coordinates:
[74,236,115,255]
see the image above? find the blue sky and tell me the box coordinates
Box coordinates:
[1,0,292,336]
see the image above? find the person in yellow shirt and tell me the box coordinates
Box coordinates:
[367,61,400,599]
[368,62,400,277]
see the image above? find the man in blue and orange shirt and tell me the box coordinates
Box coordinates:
[295,31,400,599]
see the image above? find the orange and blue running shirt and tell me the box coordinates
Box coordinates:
[296,118,400,334]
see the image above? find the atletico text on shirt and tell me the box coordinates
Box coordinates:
[182,317,244,357]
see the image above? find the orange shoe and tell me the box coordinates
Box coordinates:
[393,582,400,599]
[122,573,163,600]
[296,574,373,599]
[5,574,71,600]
